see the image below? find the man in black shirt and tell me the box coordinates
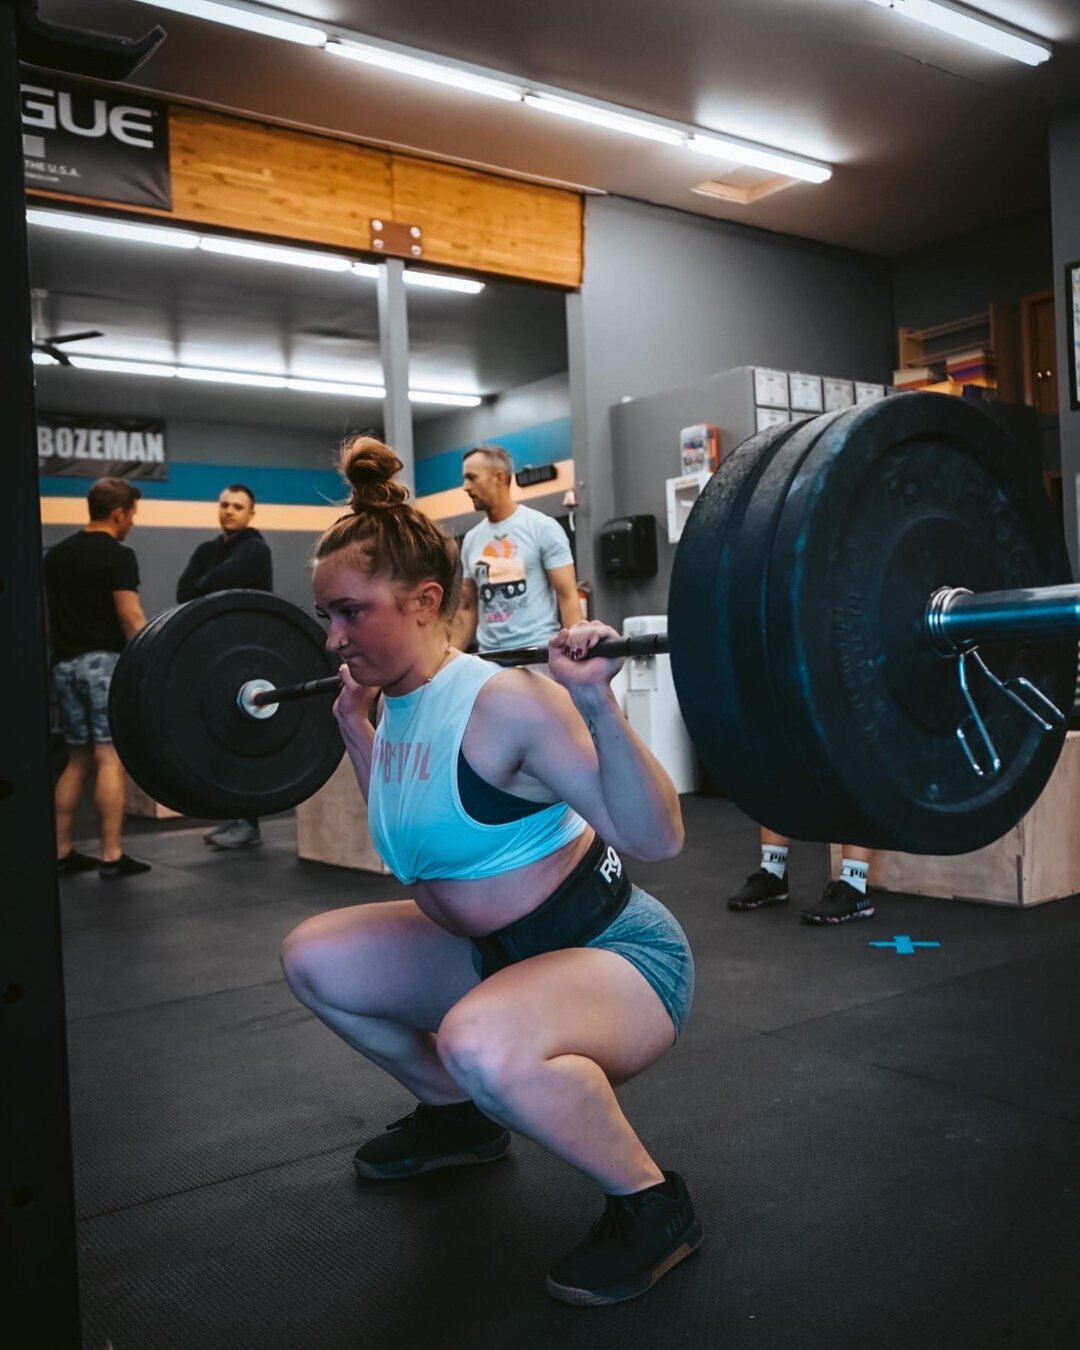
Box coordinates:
[176,483,273,849]
[43,477,151,880]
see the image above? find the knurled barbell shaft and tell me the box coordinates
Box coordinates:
[249,632,672,708]
[253,582,1080,712]
[927,583,1080,655]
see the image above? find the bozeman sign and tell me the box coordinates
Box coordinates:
[22,72,171,210]
[38,415,168,481]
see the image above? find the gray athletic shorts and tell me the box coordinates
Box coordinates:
[471,884,695,1037]
[52,650,120,745]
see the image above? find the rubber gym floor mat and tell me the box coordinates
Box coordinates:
[76,1030,1080,1350]
[771,941,1080,1120]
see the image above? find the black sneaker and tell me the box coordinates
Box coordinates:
[801,879,875,925]
[57,848,101,875]
[353,1101,510,1181]
[546,1171,702,1306]
[727,868,790,911]
[98,853,152,880]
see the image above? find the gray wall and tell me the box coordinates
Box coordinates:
[414,372,569,458]
[1051,106,1080,575]
[892,210,1053,333]
[568,195,895,625]
[41,521,321,622]
[39,413,349,621]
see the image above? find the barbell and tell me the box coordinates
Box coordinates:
[108,392,1079,855]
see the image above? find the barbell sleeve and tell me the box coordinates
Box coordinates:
[927,583,1080,655]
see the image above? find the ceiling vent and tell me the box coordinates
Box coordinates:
[691,165,798,205]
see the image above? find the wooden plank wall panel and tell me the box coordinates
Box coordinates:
[391,154,583,287]
[166,107,393,248]
[29,104,583,288]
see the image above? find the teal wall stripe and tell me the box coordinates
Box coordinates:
[415,418,573,496]
[40,462,344,506]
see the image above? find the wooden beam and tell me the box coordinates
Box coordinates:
[29,103,582,288]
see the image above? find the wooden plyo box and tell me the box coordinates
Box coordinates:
[125,778,181,820]
[295,754,390,875]
[830,731,1080,907]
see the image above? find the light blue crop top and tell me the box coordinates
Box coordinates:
[367,654,586,885]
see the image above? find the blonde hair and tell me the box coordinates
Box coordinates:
[314,436,460,619]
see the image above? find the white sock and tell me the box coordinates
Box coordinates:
[840,858,869,893]
[761,845,788,879]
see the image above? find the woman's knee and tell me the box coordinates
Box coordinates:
[437,1002,534,1103]
[279,916,336,1003]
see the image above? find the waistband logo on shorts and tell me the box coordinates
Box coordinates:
[597,845,623,888]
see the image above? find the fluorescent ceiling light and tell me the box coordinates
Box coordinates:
[176,367,287,388]
[32,350,58,365]
[27,208,199,248]
[199,237,354,271]
[52,353,483,405]
[409,390,482,407]
[403,271,485,295]
[127,0,326,45]
[27,210,488,290]
[864,0,1050,65]
[286,377,385,398]
[688,134,833,184]
[69,356,179,377]
[326,39,523,102]
[523,93,686,146]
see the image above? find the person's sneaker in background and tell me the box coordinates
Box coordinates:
[726,868,790,911]
[800,879,875,925]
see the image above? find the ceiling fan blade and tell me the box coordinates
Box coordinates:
[33,342,72,367]
[45,330,105,345]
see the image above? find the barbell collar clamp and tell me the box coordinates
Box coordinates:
[237,679,279,720]
[927,583,1080,656]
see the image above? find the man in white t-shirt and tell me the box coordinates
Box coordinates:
[454,445,583,653]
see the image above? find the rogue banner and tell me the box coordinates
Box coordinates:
[38,415,168,481]
[22,72,171,209]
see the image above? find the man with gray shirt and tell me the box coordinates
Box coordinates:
[454,445,583,654]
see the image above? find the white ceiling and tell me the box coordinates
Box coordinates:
[43,0,1080,256]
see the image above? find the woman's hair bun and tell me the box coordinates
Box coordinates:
[340,435,410,512]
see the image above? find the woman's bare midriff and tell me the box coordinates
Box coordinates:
[410,825,597,938]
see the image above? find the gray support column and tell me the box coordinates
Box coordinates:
[376,259,414,495]
[0,2,81,1341]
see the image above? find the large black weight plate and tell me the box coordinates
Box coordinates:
[768,393,1074,854]
[704,409,859,840]
[109,590,343,818]
[669,419,819,821]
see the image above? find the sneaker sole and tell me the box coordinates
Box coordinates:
[210,838,262,850]
[545,1220,704,1306]
[728,892,789,911]
[800,906,875,925]
[353,1134,511,1181]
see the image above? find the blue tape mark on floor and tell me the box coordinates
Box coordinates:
[870,936,941,956]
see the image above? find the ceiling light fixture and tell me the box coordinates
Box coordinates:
[687,134,833,184]
[68,356,179,377]
[198,237,354,271]
[523,93,686,146]
[326,38,524,102]
[286,377,385,398]
[176,367,288,388]
[27,211,485,290]
[403,271,485,295]
[864,0,1051,65]
[27,208,199,248]
[47,352,483,405]
[127,0,326,45]
[408,390,482,407]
